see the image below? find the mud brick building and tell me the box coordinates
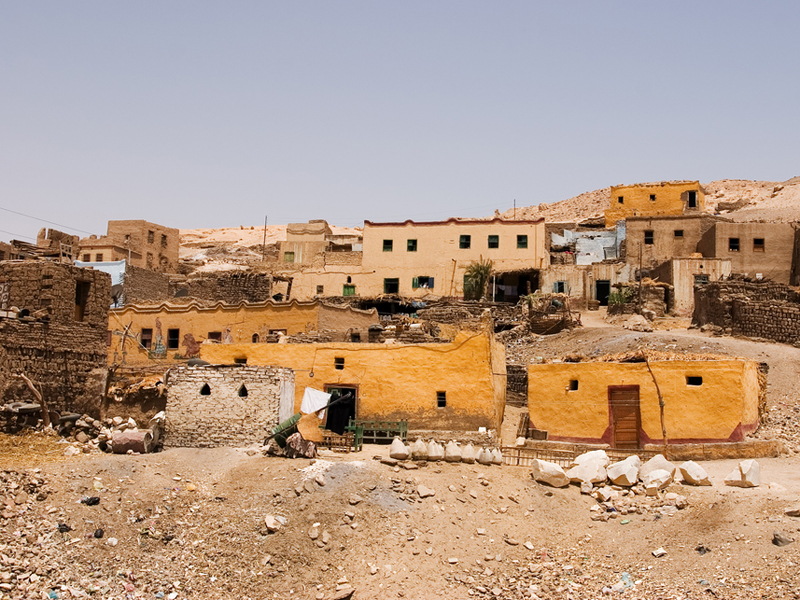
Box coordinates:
[697,221,799,285]
[604,181,705,227]
[0,261,111,414]
[79,220,180,273]
[164,364,295,447]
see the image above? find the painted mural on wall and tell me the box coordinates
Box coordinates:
[182,333,201,358]
[149,317,167,359]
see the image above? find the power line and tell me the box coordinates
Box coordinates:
[0,206,95,235]
[0,229,35,241]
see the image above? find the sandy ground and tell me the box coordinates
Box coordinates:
[5,319,800,599]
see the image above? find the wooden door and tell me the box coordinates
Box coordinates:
[609,386,640,449]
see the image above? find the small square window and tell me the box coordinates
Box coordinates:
[674,230,684,238]
[334,357,345,370]
[644,230,654,245]
[517,235,528,249]
[140,328,153,349]
[649,194,656,202]
[316,285,324,295]
[234,358,247,365]
[686,376,703,386]
[488,235,499,249]
[436,391,446,408]
[383,278,399,294]
[688,191,698,208]
[147,230,155,244]
[283,251,295,263]
[554,281,567,293]
[459,235,471,249]
[753,238,765,252]
[350,332,361,342]
[728,238,740,252]
[617,196,624,204]
[207,331,222,341]
[694,274,710,285]
[407,239,417,252]
[343,284,356,296]
[167,328,180,350]
[569,380,579,391]
[383,239,393,252]
[95,253,103,262]
[82,254,90,262]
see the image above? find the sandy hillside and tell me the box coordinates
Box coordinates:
[499,177,800,224]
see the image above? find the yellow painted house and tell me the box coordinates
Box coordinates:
[201,329,506,440]
[604,181,705,227]
[528,358,761,447]
[108,299,378,365]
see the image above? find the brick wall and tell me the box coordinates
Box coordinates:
[0,262,110,414]
[124,264,171,304]
[322,251,363,266]
[506,364,528,407]
[693,279,800,344]
[164,365,294,447]
[169,272,273,304]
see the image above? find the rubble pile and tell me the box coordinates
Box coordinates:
[59,414,162,455]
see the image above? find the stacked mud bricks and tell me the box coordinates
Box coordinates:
[0,261,111,414]
[165,365,294,447]
[169,272,273,304]
[694,279,800,345]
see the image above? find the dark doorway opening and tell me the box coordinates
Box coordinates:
[323,385,357,435]
[595,280,611,307]
[491,270,540,303]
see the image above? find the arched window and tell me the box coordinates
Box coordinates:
[252,333,260,343]
[200,383,211,396]
[347,276,352,284]
[238,385,248,398]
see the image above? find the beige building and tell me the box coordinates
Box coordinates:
[286,217,547,302]
[79,220,180,273]
[650,257,732,316]
[697,222,798,285]
[605,181,705,227]
[625,215,721,269]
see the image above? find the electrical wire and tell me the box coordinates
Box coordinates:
[0,229,35,241]
[0,205,95,235]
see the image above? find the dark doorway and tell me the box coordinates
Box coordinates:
[323,385,357,435]
[595,280,611,307]
[608,386,640,449]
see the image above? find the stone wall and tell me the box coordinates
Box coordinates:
[506,364,528,407]
[0,262,110,414]
[164,365,294,447]
[169,272,273,304]
[124,264,171,304]
[693,279,800,344]
[321,251,363,266]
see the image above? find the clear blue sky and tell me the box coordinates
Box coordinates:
[1,1,798,242]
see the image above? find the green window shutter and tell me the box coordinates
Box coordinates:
[412,277,419,289]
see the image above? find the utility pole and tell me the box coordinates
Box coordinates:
[262,215,268,262]
[513,199,516,220]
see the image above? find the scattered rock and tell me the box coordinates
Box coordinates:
[606,455,640,487]
[679,461,712,486]
[417,485,435,499]
[349,494,364,506]
[264,515,281,533]
[530,459,569,488]
[724,459,760,488]
[652,547,667,558]
[773,532,794,547]
[639,455,676,481]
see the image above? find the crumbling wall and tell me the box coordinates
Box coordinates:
[0,320,108,414]
[123,264,171,304]
[169,272,273,304]
[164,365,294,447]
[0,262,110,414]
[693,279,795,329]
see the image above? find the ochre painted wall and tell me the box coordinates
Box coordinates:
[108,300,378,365]
[528,360,759,445]
[605,182,705,227]
[201,330,506,440]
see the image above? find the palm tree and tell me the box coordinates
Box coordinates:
[463,258,493,301]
